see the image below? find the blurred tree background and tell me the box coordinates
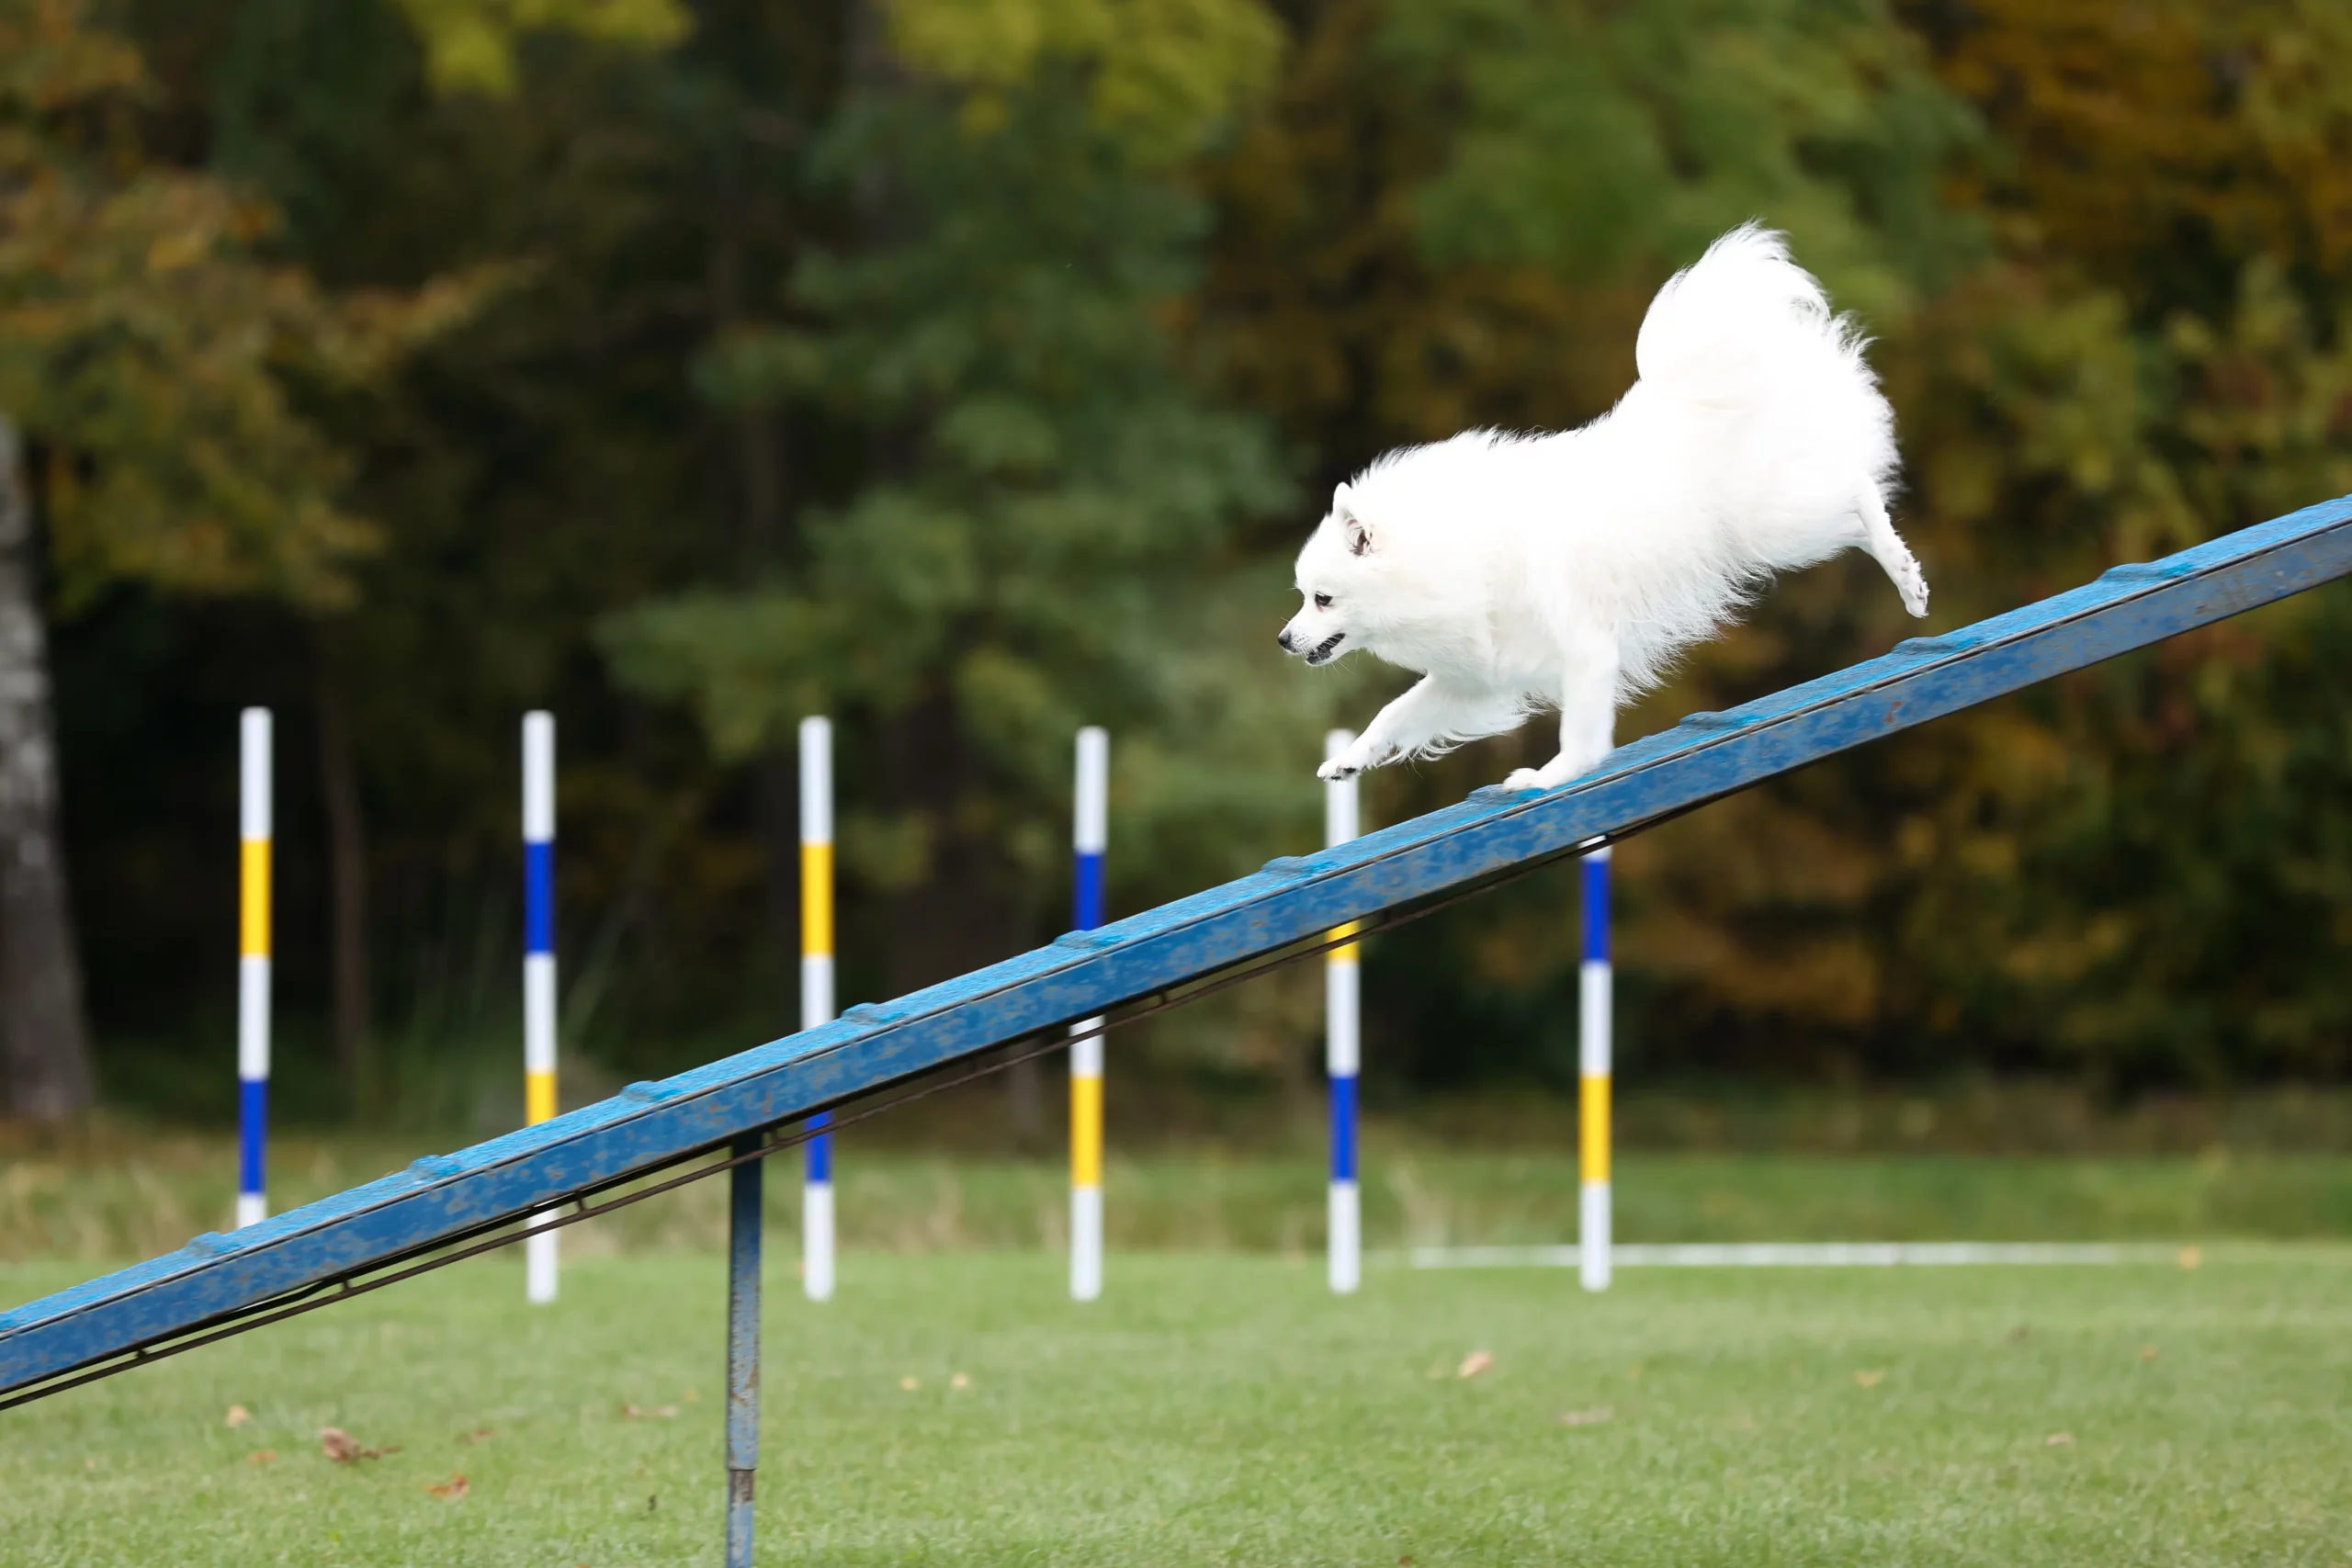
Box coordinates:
[3,0,2348,1129]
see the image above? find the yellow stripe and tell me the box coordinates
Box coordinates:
[800,842,833,957]
[1070,1074,1102,1188]
[240,840,271,958]
[1329,919,1360,964]
[526,1070,558,1126]
[1579,1073,1611,1184]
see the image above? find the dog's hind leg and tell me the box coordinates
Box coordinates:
[1858,484,1929,617]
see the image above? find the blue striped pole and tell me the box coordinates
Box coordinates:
[523,712,559,1303]
[1069,726,1108,1302]
[799,716,835,1303]
[235,709,271,1230]
[1324,728,1361,1294]
[1579,839,1612,1292]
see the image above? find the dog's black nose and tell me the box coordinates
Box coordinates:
[1277,629,1295,652]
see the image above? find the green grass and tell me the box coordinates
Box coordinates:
[8,1122,2351,1262]
[6,1248,2349,1565]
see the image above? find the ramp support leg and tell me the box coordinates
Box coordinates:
[725,1137,763,1567]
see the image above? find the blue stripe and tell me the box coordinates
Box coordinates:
[238,1078,266,1197]
[1329,1074,1356,1182]
[1581,853,1610,964]
[1074,852,1105,932]
[525,841,555,955]
[804,1111,831,1183]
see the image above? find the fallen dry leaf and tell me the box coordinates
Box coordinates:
[2006,1325,2030,1345]
[426,1473,469,1500]
[1456,1351,1495,1380]
[1853,1370,1885,1389]
[2177,1246,2203,1270]
[246,1450,277,1466]
[1558,1406,1615,1427]
[620,1404,679,1420]
[899,1376,921,1391]
[224,1404,253,1429]
[320,1427,397,1462]
[950,1372,971,1391]
[2046,1432,2075,1447]
[2140,1345,2159,1362]
[458,1427,495,1445]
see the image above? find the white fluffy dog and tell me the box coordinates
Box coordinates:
[1279,223,1928,792]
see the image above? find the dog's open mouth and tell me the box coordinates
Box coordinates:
[1305,631,1346,665]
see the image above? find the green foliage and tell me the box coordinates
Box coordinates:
[0,0,475,607]
[390,0,688,96]
[33,0,2352,1102]
[887,0,1283,162]
[605,66,1308,922]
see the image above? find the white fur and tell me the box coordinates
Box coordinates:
[1278,223,1928,791]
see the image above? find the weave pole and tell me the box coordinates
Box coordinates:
[1069,727,1109,1302]
[523,712,560,1303]
[1324,728,1361,1294]
[799,716,835,1303]
[235,709,272,1230]
[1578,837,1612,1292]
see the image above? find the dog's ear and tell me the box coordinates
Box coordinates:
[1333,481,1374,555]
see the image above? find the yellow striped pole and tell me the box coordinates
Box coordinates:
[523,712,559,1302]
[1069,727,1108,1302]
[236,709,271,1229]
[1325,729,1361,1293]
[800,716,836,1303]
[1578,835,1612,1292]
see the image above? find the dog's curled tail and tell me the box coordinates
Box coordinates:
[1634,222,1871,405]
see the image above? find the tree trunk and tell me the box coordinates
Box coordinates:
[876,693,1041,1142]
[313,635,369,1087]
[0,415,93,1120]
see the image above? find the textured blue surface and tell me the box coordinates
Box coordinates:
[6,492,2351,1398]
[525,841,555,956]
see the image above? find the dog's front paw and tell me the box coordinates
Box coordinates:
[1499,766,1552,793]
[1894,554,1930,618]
[1317,758,1359,782]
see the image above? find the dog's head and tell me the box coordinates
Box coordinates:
[1280,482,1381,667]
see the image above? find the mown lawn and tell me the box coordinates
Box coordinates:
[5,1247,2347,1565]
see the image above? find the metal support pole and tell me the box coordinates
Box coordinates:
[725,1136,763,1568]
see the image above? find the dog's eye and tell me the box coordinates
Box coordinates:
[1313,593,1333,610]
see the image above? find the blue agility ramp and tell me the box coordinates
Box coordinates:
[6,492,2351,1551]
